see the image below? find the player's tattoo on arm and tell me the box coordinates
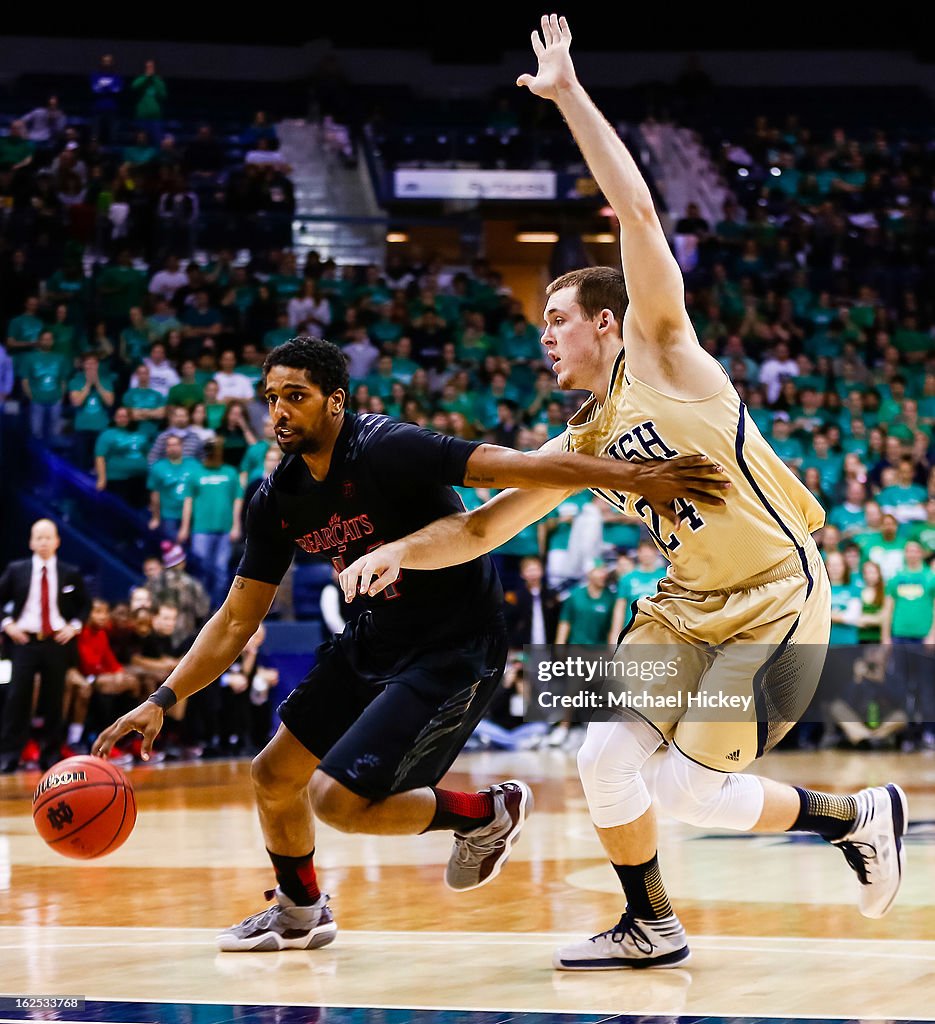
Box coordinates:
[232,577,246,589]
[464,471,496,484]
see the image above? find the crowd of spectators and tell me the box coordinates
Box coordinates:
[0,53,295,265]
[2,100,934,767]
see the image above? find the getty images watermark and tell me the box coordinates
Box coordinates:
[534,653,754,712]
[517,643,935,726]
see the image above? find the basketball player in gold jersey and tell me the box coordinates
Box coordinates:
[340,15,908,969]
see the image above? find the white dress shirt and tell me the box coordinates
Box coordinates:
[12,556,67,633]
[528,586,547,646]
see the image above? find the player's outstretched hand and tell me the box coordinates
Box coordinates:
[626,455,731,528]
[93,701,164,762]
[516,14,578,101]
[340,543,404,601]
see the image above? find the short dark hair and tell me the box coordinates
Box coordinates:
[547,267,628,324]
[263,336,349,397]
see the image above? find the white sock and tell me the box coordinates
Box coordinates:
[67,723,84,745]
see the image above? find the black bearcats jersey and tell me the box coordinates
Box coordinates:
[237,412,503,648]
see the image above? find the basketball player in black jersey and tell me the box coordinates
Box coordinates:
[95,336,729,952]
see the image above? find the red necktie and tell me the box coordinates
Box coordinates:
[40,566,53,637]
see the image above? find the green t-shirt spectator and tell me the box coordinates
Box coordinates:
[546,493,591,557]
[131,74,167,120]
[147,457,202,521]
[858,584,884,644]
[236,363,263,386]
[364,370,399,400]
[46,268,90,310]
[263,326,293,351]
[121,325,151,365]
[123,143,157,166]
[0,135,34,167]
[801,452,843,495]
[747,406,773,437]
[167,380,204,409]
[391,357,420,384]
[892,329,930,358]
[603,521,642,553]
[146,312,182,342]
[96,264,147,318]
[886,568,935,639]
[239,441,272,485]
[68,369,115,432]
[877,484,928,516]
[123,386,165,441]
[828,504,865,537]
[559,584,615,645]
[830,583,861,645]
[94,426,150,480]
[474,386,522,431]
[189,465,243,533]
[205,401,226,430]
[499,323,542,362]
[905,521,935,556]
[50,322,80,362]
[371,319,402,346]
[770,435,805,466]
[438,392,476,421]
[620,567,667,604]
[456,332,494,364]
[7,312,44,348]
[22,351,68,405]
[854,533,905,580]
[267,273,303,300]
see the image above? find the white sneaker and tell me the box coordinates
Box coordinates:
[217,888,337,951]
[553,912,691,971]
[546,723,569,747]
[832,783,908,919]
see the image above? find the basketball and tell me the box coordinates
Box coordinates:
[32,756,137,860]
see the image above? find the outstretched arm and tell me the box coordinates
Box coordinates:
[518,15,723,395]
[463,441,730,511]
[341,432,731,599]
[340,484,570,600]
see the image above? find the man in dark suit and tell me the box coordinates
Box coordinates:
[0,519,91,771]
[505,555,561,648]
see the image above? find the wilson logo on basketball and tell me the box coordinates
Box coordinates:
[33,770,88,803]
[295,512,374,554]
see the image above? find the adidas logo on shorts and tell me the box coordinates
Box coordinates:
[725,749,741,762]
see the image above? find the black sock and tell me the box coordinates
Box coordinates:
[612,854,673,921]
[790,788,857,841]
[267,848,320,905]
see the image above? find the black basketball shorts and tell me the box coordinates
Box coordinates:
[278,614,509,800]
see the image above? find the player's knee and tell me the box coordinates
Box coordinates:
[654,746,763,830]
[654,750,726,826]
[576,720,658,829]
[250,748,303,800]
[308,772,368,832]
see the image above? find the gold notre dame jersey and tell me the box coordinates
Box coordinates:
[563,351,825,591]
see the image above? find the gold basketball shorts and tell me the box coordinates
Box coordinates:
[612,541,831,772]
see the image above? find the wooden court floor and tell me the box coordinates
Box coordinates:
[0,747,933,1023]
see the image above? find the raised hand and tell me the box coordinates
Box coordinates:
[516,14,578,101]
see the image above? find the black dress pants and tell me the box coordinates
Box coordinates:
[0,637,71,770]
